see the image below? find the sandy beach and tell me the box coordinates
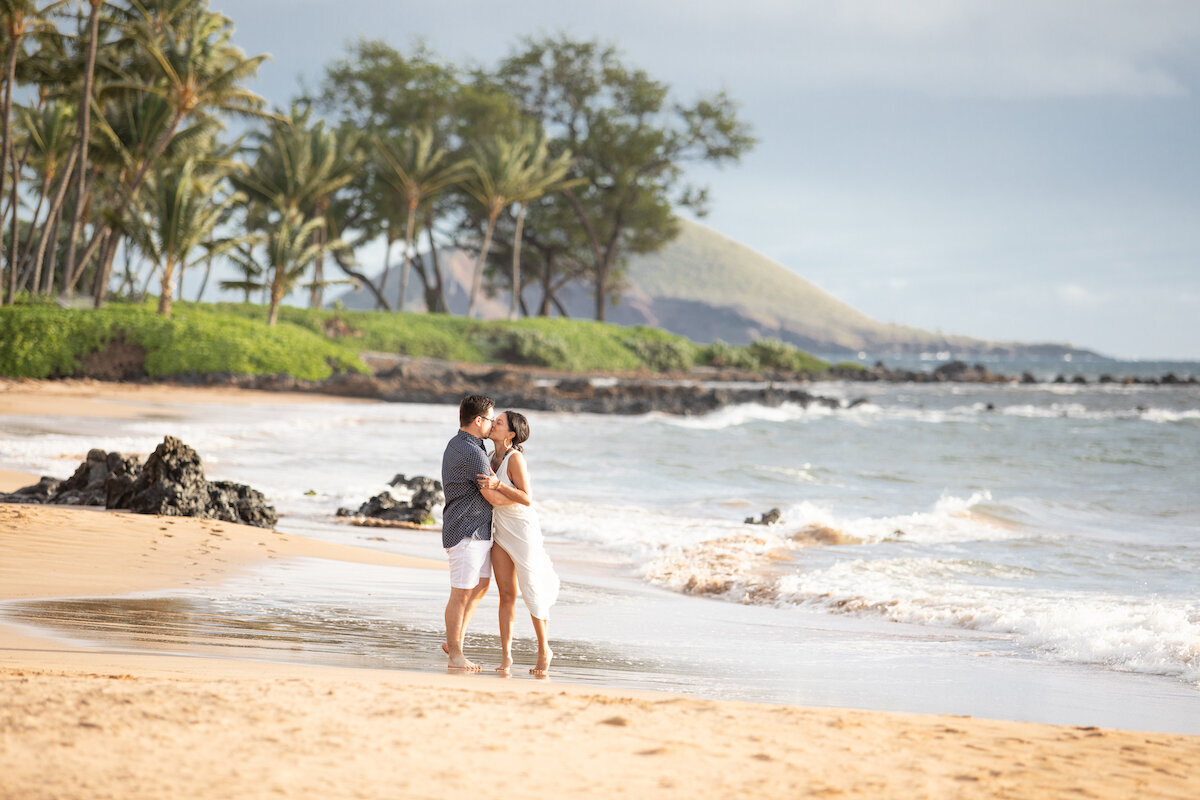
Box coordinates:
[2,381,1199,799]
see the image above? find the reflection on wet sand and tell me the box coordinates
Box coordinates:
[1,596,685,690]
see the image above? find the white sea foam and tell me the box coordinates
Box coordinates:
[773,559,1200,684]
[655,402,833,430]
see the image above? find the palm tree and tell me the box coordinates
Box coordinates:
[60,0,105,293]
[461,128,577,319]
[218,239,265,303]
[230,105,359,308]
[461,133,529,318]
[1,0,64,303]
[133,156,241,316]
[259,209,344,325]
[74,89,217,301]
[14,99,74,292]
[374,126,466,312]
[500,136,577,320]
[66,0,267,289]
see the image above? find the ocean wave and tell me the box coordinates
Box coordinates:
[773,558,1200,685]
[655,402,834,430]
[638,492,1022,600]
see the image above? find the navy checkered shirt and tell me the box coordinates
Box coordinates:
[440,429,493,549]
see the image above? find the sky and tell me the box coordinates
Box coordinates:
[223,1,1200,359]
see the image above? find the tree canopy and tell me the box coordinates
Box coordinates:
[2,11,754,323]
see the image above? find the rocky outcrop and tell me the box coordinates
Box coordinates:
[0,449,141,507]
[166,359,850,416]
[745,508,783,525]
[338,474,443,527]
[123,436,277,528]
[0,436,277,529]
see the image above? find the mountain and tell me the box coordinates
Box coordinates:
[335,218,1089,359]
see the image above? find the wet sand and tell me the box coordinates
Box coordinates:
[2,383,1199,798]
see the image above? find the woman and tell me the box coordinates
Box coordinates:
[477,410,560,675]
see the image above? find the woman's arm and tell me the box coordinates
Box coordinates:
[503,451,533,506]
[479,484,510,506]
[475,452,533,506]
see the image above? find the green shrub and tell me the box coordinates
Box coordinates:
[470,327,578,369]
[0,301,831,380]
[747,338,828,374]
[619,331,696,371]
[831,361,868,373]
[699,339,761,370]
[0,304,367,380]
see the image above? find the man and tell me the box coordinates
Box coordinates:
[440,394,496,671]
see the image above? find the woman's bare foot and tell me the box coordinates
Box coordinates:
[495,652,513,674]
[448,654,481,672]
[441,642,449,655]
[531,646,553,677]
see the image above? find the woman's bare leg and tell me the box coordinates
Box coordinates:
[491,544,518,672]
[530,616,552,676]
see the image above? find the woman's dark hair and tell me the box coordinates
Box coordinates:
[504,410,530,451]
[459,394,495,427]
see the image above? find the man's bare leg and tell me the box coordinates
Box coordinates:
[445,583,487,671]
[530,616,552,676]
[442,578,490,657]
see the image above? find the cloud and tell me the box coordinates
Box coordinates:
[1056,283,1111,308]
[664,0,1200,97]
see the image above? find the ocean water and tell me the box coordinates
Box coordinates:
[2,377,1199,733]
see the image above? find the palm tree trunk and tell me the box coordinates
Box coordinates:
[509,202,526,321]
[268,283,283,326]
[158,258,176,317]
[6,142,18,303]
[91,230,120,307]
[308,225,325,309]
[195,250,213,301]
[41,198,65,294]
[467,212,498,318]
[18,175,51,281]
[64,207,107,294]
[539,252,555,316]
[30,146,77,295]
[378,222,392,297]
[1,33,20,305]
[398,202,417,312]
[425,210,446,313]
[61,1,102,291]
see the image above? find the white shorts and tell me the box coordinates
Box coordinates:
[445,537,493,589]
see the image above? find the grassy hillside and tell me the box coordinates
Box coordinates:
[0,300,831,380]
[626,219,981,352]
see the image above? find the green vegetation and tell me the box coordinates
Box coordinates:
[0,301,366,380]
[2,4,753,336]
[0,300,830,379]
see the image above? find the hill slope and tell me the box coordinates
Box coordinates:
[337,218,1079,358]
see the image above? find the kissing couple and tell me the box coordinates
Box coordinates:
[440,394,561,675]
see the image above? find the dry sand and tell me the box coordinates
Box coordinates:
[2,382,1199,799]
[0,377,359,419]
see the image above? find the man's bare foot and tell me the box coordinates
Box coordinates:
[531,646,553,677]
[447,654,481,672]
[495,652,513,674]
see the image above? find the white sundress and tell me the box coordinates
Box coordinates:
[492,449,560,620]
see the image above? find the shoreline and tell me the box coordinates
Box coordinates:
[3,500,1198,798]
[4,382,1200,797]
[5,352,1196,422]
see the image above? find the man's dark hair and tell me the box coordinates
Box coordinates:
[459,394,495,427]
